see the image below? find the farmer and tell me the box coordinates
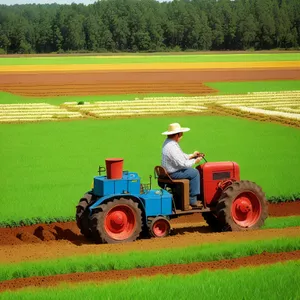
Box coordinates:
[161,122,203,208]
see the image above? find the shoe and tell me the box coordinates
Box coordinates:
[190,201,202,208]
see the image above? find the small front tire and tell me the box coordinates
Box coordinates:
[149,216,171,238]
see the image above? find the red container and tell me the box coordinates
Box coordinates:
[105,158,124,179]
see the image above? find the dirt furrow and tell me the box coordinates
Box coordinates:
[1,251,299,292]
[0,201,299,264]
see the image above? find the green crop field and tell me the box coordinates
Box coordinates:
[206,80,300,94]
[1,260,299,300]
[0,53,299,66]
[0,52,299,299]
[1,116,300,225]
[0,52,299,225]
[0,237,298,281]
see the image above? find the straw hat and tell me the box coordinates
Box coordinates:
[162,123,190,135]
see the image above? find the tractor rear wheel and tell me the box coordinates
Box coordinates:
[91,198,142,244]
[216,180,268,231]
[149,216,171,238]
[76,193,93,239]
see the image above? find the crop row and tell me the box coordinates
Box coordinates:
[62,90,300,120]
[0,103,83,123]
[1,237,299,282]
[228,106,300,120]
[1,91,299,123]
[2,261,298,300]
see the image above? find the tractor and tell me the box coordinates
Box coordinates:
[76,158,268,244]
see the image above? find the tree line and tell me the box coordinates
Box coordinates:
[0,0,299,54]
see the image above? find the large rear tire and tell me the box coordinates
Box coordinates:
[216,180,268,231]
[91,198,142,244]
[76,193,93,239]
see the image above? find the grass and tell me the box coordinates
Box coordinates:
[0,116,299,225]
[0,237,299,281]
[1,260,299,300]
[0,53,299,66]
[263,216,300,229]
[206,80,300,94]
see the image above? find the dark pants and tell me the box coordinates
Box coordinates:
[170,168,200,205]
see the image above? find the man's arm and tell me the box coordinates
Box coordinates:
[169,144,201,168]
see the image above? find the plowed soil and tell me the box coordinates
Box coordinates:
[0,68,298,97]
[0,201,299,265]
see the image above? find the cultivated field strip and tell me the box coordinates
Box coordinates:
[1,91,299,123]
[62,91,300,120]
[62,101,208,117]
[0,103,83,123]
[0,82,215,97]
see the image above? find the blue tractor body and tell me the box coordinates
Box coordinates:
[90,171,173,218]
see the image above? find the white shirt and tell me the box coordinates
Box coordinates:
[161,138,196,173]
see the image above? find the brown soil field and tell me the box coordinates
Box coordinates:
[0,201,299,265]
[0,68,299,97]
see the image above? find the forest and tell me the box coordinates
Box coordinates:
[0,0,299,54]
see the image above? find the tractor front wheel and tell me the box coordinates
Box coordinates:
[149,216,171,238]
[216,180,268,231]
[91,198,142,244]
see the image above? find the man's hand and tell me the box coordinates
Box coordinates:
[192,151,200,158]
[195,156,202,164]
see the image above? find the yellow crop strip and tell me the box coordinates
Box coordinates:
[0,61,299,73]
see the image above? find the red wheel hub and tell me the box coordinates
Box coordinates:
[231,192,261,227]
[152,219,169,237]
[105,205,136,240]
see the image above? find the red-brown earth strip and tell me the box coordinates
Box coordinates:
[0,69,299,84]
[0,251,299,292]
[0,69,299,97]
[0,201,299,265]
[0,82,217,97]
[0,201,298,247]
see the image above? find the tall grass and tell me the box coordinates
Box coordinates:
[0,53,299,66]
[0,116,300,225]
[0,260,299,300]
[206,80,300,94]
[263,216,300,229]
[0,237,299,282]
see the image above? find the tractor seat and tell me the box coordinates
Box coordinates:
[154,166,190,211]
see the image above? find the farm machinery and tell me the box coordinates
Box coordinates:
[76,158,268,244]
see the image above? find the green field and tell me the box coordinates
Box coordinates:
[1,260,299,300]
[206,80,300,94]
[0,53,299,225]
[0,53,299,66]
[0,237,299,281]
[0,116,300,225]
[0,52,299,299]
